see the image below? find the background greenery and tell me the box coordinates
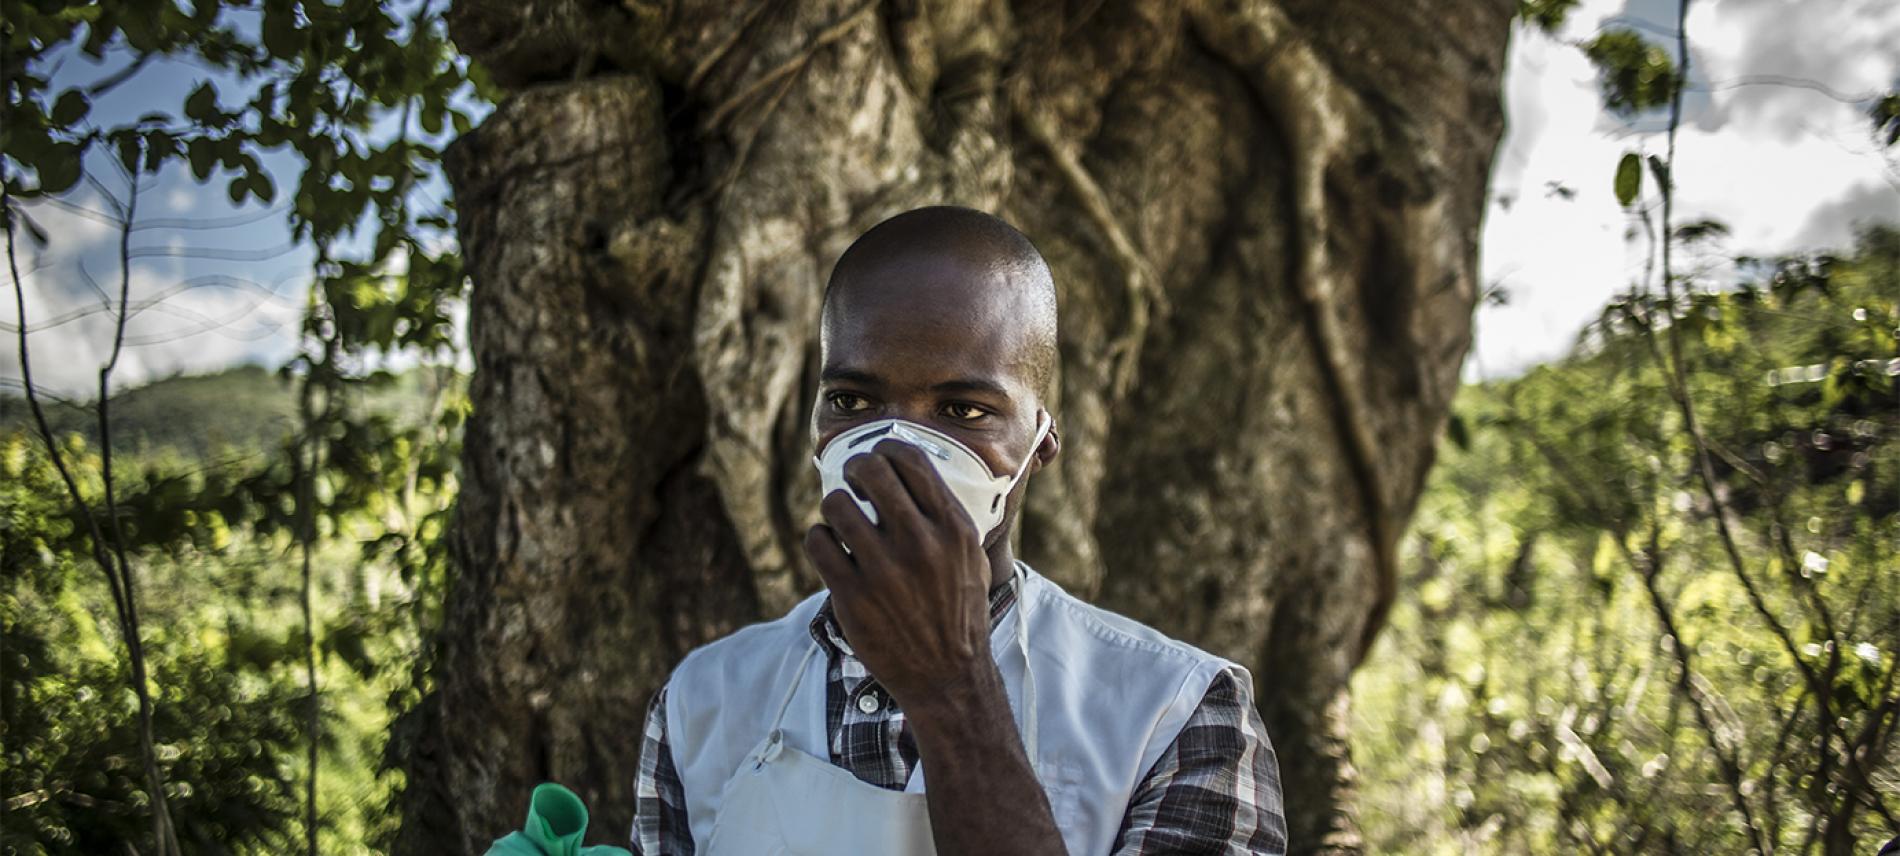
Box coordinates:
[3,0,1896,852]
[1353,227,1899,852]
[5,227,1893,852]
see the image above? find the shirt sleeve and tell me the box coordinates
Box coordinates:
[631,685,696,856]
[1111,667,1288,855]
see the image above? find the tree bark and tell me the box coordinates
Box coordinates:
[395,1,1514,853]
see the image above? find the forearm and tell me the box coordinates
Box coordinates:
[905,662,1069,856]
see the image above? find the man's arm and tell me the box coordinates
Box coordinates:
[804,439,1068,856]
[903,657,1067,856]
[630,687,695,856]
[1112,669,1288,855]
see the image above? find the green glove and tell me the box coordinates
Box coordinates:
[484,782,632,856]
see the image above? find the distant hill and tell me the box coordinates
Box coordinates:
[0,364,451,461]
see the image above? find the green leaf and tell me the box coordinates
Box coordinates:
[1517,0,1579,34]
[1673,218,1729,245]
[114,133,142,173]
[1446,412,1471,451]
[188,137,216,180]
[419,100,444,135]
[184,81,219,123]
[1614,152,1641,208]
[247,168,276,203]
[36,142,83,194]
[261,1,305,60]
[217,137,243,169]
[228,175,248,205]
[141,130,177,173]
[51,89,90,126]
[1583,29,1678,116]
[1869,93,1900,148]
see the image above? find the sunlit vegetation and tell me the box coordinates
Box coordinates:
[1355,227,1899,853]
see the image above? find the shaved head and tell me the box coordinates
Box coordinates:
[822,206,1059,399]
[812,206,1062,558]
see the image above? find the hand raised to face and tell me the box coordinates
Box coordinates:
[802,438,996,711]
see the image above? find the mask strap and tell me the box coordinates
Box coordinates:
[1005,411,1052,487]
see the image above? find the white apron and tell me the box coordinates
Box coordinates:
[665,562,1237,856]
[701,566,1042,856]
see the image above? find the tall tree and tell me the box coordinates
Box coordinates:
[394,0,1515,852]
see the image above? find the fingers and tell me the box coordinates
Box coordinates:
[803,523,855,589]
[871,439,963,526]
[843,449,923,526]
[820,488,885,563]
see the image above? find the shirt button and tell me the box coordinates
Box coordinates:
[857,692,882,714]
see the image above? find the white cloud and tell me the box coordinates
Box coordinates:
[1471,0,1900,380]
[1690,0,1900,140]
[3,230,309,399]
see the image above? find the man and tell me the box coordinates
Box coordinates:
[631,206,1287,855]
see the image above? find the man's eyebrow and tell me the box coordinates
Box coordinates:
[930,378,1010,397]
[819,367,883,387]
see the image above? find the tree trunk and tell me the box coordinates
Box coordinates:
[395,1,1513,853]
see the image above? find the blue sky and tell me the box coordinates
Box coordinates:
[5,0,1897,399]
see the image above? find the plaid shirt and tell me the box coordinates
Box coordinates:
[631,583,1287,854]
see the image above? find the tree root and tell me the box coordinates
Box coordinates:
[1017,105,1167,399]
[702,0,880,133]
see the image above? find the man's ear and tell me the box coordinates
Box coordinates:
[1032,416,1060,473]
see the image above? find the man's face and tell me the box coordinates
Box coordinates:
[812,251,1053,542]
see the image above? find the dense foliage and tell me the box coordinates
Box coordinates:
[2,367,462,853]
[1354,227,1900,853]
[4,0,480,851]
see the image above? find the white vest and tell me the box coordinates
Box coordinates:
[662,565,1243,855]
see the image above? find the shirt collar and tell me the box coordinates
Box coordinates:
[809,576,1019,657]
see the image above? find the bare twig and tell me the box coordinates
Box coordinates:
[295,342,328,856]
[96,148,184,856]
[1637,5,1773,850]
[4,159,180,855]
[1628,527,1770,854]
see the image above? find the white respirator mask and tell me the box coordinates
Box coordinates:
[813,412,1051,540]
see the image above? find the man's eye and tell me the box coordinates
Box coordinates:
[828,393,869,413]
[942,403,988,421]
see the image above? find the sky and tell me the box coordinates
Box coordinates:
[3,0,1897,401]
[1472,0,1899,379]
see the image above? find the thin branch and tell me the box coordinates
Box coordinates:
[94,149,184,856]
[1,271,304,333]
[21,194,125,229]
[126,241,303,262]
[5,168,178,855]
[295,345,327,856]
[1628,528,1771,854]
[85,53,153,97]
[1643,4,1771,850]
[132,202,294,232]
[1689,74,1879,105]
